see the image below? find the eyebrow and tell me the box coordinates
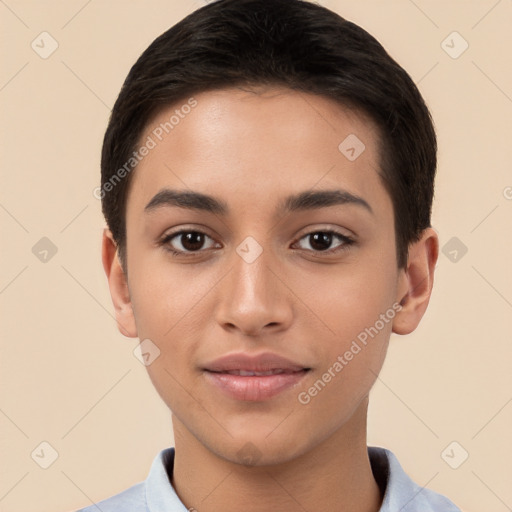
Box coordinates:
[144,188,373,216]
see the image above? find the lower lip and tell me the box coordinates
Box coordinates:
[204,370,309,401]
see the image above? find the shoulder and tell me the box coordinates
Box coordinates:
[369,446,462,512]
[74,481,146,512]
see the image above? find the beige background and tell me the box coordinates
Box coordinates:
[1,0,511,511]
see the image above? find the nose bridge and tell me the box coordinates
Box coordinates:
[215,237,292,334]
[233,245,271,301]
[230,241,275,310]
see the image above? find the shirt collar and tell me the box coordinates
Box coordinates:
[369,446,460,511]
[145,447,188,511]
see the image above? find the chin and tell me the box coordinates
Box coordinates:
[208,430,311,468]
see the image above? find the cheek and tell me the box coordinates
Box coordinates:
[293,252,398,345]
[291,254,397,404]
[127,257,216,401]
[295,314,394,431]
[128,253,218,339]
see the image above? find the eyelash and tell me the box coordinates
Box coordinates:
[159,229,355,258]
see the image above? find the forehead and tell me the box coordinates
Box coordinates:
[126,86,387,215]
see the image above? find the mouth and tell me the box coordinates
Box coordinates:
[202,353,311,401]
[207,368,310,376]
[203,351,310,374]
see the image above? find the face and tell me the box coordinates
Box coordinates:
[117,87,411,465]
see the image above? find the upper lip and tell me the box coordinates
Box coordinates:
[203,352,310,373]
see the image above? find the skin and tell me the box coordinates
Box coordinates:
[102,86,439,512]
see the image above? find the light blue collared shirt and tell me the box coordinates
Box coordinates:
[76,446,461,511]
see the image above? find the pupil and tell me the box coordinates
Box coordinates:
[182,232,204,251]
[310,232,332,251]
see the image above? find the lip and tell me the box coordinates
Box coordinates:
[204,351,309,373]
[203,352,311,401]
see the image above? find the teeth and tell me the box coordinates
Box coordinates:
[225,369,286,376]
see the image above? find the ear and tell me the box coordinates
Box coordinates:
[392,227,439,335]
[101,228,138,338]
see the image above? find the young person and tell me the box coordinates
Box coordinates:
[80,0,461,510]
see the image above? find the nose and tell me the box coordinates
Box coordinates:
[214,247,294,337]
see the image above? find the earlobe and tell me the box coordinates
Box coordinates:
[101,228,138,338]
[392,228,439,335]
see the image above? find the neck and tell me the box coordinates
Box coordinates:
[170,399,382,512]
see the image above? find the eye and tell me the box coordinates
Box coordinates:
[161,230,219,256]
[160,228,354,258]
[293,230,354,254]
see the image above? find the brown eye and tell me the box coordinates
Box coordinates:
[162,230,217,255]
[179,232,206,251]
[295,230,353,253]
